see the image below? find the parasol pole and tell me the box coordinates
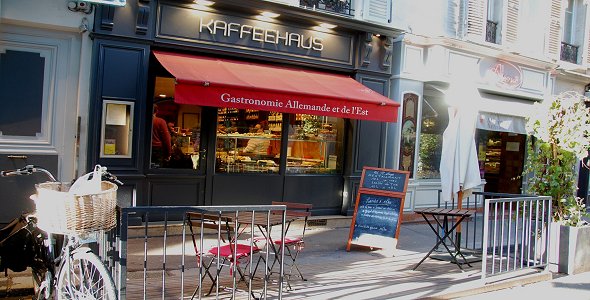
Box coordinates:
[456,189,463,254]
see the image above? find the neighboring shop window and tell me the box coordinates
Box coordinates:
[286,114,343,174]
[399,93,418,177]
[216,108,281,173]
[100,100,133,158]
[150,80,202,170]
[416,97,448,179]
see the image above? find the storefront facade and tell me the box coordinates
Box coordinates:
[89,0,401,214]
[392,34,570,210]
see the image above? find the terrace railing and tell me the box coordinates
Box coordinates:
[481,196,552,280]
[110,205,287,300]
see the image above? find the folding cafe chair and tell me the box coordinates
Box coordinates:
[186,212,260,299]
[254,202,312,290]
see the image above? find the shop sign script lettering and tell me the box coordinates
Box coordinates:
[220,93,370,117]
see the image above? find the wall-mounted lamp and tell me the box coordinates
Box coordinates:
[193,0,214,6]
[318,22,337,29]
[313,22,337,31]
[256,11,280,22]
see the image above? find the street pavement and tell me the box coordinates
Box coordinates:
[2,219,590,299]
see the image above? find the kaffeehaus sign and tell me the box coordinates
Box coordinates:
[156,2,354,66]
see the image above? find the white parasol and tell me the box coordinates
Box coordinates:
[439,84,481,206]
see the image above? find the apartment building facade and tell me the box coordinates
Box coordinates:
[390,0,590,210]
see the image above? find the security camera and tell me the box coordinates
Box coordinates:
[67,1,93,14]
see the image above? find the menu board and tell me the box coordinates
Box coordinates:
[361,169,407,193]
[347,167,409,251]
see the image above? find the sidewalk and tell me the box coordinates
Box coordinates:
[3,218,589,299]
[458,271,590,299]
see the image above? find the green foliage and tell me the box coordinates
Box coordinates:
[525,92,590,227]
[417,133,441,179]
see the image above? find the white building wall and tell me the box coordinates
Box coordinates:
[0,0,93,180]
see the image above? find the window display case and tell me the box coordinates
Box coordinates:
[216,133,280,173]
[215,110,343,174]
[484,137,502,174]
[100,100,133,158]
[286,114,341,174]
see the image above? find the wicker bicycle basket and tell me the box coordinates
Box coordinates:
[33,181,118,235]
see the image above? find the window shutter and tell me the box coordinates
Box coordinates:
[448,0,463,38]
[504,0,520,45]
[466,0,486,41]
[363,0,392,24]
[545,0,562,60]
[585,4,590,65]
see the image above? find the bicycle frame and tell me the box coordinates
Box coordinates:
[1,165,120,300]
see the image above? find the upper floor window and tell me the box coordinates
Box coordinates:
[561,0,582,64]
[486,0,503,44]
[563,0,575,44]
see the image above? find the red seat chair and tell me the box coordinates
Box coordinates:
[270,201,312,289]
[187,212,260,298]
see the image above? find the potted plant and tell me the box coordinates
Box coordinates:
[524,91,590,274]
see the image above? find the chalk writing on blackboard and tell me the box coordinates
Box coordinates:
[361,169,406,193]
[351,193,401,246]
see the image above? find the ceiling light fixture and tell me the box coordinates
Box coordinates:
[192,0,214,6]
[260,11,280,18]
[318,22,337,29]
[256,11,280,22]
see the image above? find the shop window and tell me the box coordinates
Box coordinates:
[399,93,418,177]
[150,95,202,169]
[416,97,448,179]
[216,108,282,173]
[100,100,133,158]
[286,114,343,174]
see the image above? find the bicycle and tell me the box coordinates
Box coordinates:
[0,165,120,299]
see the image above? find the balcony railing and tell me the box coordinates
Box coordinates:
[486,20,498,44]
[561,42,579,64]
[300,0,354,17]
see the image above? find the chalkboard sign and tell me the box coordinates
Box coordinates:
[349,193,401,247]
[347,167,409,251]
[361,168,407,193]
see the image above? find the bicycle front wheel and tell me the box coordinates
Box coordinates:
[57,250,117,300]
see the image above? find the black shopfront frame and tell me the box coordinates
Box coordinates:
[87,0,399,215]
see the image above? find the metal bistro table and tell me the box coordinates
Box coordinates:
[412,207,473,271]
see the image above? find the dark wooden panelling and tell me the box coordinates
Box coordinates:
[101,47,143,99]
[350,75,390,173]
[211,175,283,206]
[283,175,343,215]
[89,40,149,173]
[149,178,205,206]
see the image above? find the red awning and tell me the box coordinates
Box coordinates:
[153,51,399,122]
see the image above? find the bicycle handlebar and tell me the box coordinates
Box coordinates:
[0,165,57,182]
[0,165,122,185]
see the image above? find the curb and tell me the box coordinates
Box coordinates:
[427,271,553,299]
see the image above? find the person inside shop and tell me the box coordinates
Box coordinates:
[240,123,270,158]
[151,104,172,167]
